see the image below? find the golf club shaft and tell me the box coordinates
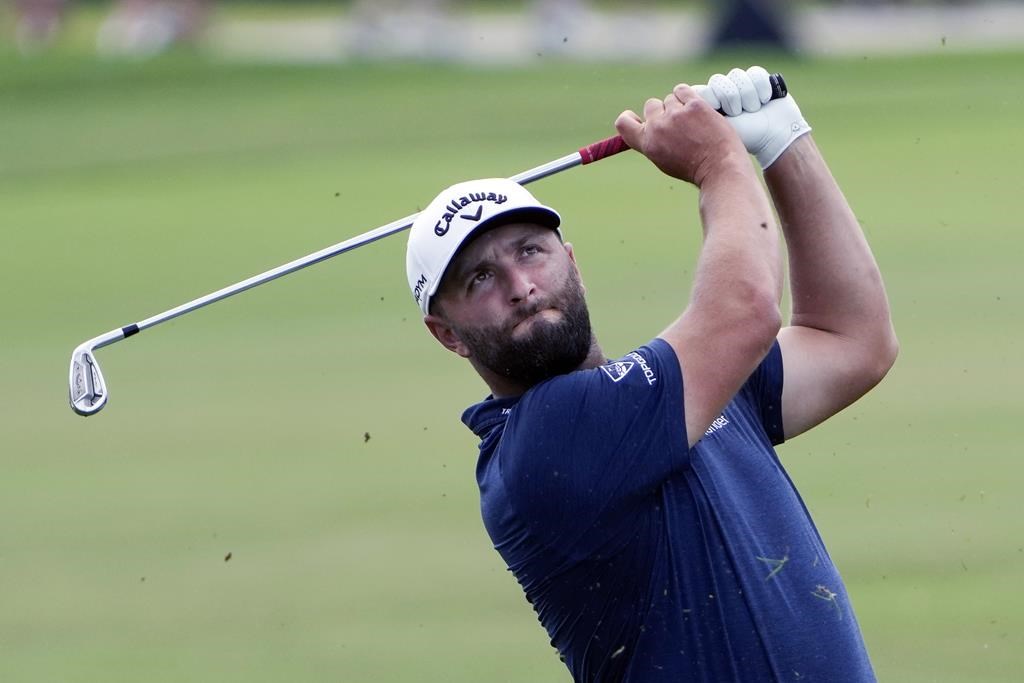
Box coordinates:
[83,139,626,352]
[82,70,789,351]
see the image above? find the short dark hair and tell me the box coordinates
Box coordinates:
[428,296,446,319]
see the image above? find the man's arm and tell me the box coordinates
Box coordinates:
[766,136,898,439]
[615,85,783,447]
[695,66,898,440]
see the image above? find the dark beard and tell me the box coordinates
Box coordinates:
[455,271,593,390]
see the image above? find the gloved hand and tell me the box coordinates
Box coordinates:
[694,66,811,169]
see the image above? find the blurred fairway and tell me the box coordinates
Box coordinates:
[2,32,1023,683]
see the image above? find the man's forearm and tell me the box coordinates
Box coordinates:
[699,161,782,295]
[765,136,894,342]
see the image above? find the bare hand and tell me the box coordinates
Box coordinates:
[614,84,748,187]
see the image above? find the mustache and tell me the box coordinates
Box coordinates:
[508,301,552,331]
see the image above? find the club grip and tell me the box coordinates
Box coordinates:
[768,72,788,101]
[578,72,788,166]
[579,135,630,164]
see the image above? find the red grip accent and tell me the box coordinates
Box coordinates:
[579,135,631,165]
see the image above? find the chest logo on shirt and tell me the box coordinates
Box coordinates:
[600,361,634,383]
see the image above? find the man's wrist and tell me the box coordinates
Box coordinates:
[697,150,758,190]
[763,134,817,181]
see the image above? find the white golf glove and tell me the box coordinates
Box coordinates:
[694,66,811,169]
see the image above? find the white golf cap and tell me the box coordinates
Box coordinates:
[406,178,561,314]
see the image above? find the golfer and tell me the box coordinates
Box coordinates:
[406,66,897,682]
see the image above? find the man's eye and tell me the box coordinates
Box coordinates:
[522,244,540,256]
[469,271,491,288]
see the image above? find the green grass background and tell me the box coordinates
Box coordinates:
[2,16,1023,682]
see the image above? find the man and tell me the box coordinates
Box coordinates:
[405,66,897,681]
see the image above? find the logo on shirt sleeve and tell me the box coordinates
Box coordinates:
[600,361,634,383]
[627,351,657,385]
[704,414,730,436]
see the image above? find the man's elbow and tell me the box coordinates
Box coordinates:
[748,288,784,357]
[864,322,899,387]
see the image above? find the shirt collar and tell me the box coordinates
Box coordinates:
[461,394,520,438]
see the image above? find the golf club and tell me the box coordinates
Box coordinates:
[68,73,788,416]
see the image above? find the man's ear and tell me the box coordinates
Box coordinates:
[424,314,471,358]
[564,241,577,263]
[563,241,586,293]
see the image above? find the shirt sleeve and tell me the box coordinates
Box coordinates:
[740,339,785,445]
[497,339,688,545]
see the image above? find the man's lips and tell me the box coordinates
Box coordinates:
[511,307,560,334]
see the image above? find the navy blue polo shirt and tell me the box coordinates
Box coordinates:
[463,338,875,682]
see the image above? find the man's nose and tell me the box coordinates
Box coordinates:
[506,268,536,305]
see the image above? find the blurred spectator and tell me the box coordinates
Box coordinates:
[711,0,791,52]
[13,0,69,53]
[96,0,213,57]
[12,0,213,56]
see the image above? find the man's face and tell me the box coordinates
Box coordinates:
[428,222,593,390]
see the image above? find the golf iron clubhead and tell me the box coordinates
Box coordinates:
[68,327,130,416]
[69,345,108,416]
[65,70,788,417]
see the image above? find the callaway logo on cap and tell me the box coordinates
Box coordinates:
[405,178,561,314]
